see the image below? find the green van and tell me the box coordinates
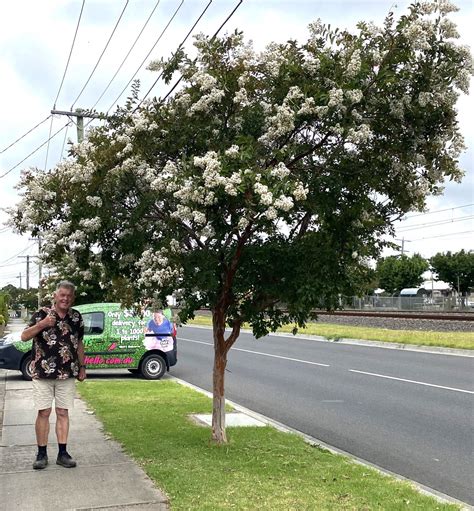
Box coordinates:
[0,303,177,380]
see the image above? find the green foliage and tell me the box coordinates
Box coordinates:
[0,293,9,324]
[376,254,429,294]
[430,250,474,294]
[1,285,38,311]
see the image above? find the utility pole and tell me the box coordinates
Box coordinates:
[395,237,411,256]
[51,109,105,143]
[38,236,43,308]
[16,272,22,289]
[19,255,31,289]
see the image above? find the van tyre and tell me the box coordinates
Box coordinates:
[20,354,33,381]
[140,354,166,380]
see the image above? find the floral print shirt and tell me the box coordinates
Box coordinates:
[28,307,84,380]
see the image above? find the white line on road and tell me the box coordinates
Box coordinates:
[179,337,330,367]
[349,369,474,395]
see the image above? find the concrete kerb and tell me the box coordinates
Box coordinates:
[183,324,474,357]
[170,375,472,511]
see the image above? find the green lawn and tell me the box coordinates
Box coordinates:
[79,380,459,510]
[187,315,474,350]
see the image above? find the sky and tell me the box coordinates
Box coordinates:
[0,0,472,290]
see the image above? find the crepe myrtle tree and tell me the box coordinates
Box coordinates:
[9,1,471,443]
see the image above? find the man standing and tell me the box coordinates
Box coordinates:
[21,280,86,469]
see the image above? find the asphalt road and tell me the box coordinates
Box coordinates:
[173,326,474,505]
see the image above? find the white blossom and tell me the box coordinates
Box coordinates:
[328,88,344,108]
[292,183,308,201]
[270,162,290,179]
[86,196,102,208]
[345,89,363,104]
[233,88,250,107]
[79,217,101,233]
[225,145,240,157]
[238,216,249,230]
[274,195,294,212]
[264,207,277,220]
[346,49,361,78]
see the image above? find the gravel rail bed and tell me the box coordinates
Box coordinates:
[315,314,474,332]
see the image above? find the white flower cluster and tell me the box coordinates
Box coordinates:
[79,217,101,233]
[439,18,459,39]
[347,124,373,144]
[292,183,308,201]
[402,20,432,51]
[194,151,225,189]
[328,88,344,108]
[136,248,183,290]
[262,42,285,77]
[270,162,290,179]
[234,88,250,107]
[345,89,363,104]
[418,92,431,107]
[273,195,294,212]
[189,88,225,115]
[86,196,103,208]
[302,53,321,74]
[346,49,361,78]
[254,182,273,205]
[258,103,295,146]
[191,71,217,91]
[225,145,240,157]
[437,0,459,15]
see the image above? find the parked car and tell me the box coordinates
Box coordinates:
[0,303,177,381]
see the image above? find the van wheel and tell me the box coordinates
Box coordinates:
[20,354,33,381]
[140,354,166,380]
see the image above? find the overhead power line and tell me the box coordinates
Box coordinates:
[0,243,36,265]
[53,0,86,108]
[402,203,473,220]
[105,0,185,115]
[88,0,163,113]
[397,214,474,233]
[0,115,52,155]
[71,0,130,110]
[410,230,474,241]
[142,0,244,107]
[0,123,70,179]
[138,0,214,107]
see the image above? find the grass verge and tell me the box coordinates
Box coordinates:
[187,315,474,350]
[79,380,459,510]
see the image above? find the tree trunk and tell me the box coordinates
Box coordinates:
[211,309,228,444]
[211,343,227,444]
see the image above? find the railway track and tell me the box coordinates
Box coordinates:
[316,310,474,321]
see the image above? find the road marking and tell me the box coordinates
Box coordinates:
[349,369,474,395]
[179,337,330,367]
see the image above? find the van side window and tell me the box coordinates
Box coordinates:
[82,312,105,335]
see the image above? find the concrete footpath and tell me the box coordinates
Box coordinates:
[0,319,169,511]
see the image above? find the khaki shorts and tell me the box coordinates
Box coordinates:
[32,378,76,410]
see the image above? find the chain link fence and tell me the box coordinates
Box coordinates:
[345,295,474,312]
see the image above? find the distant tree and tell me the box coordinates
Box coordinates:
[9,2,471,443]
[430,250,474,296]
[1,285,39,311]
[376,254,428,294]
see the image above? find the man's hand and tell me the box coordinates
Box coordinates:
[77,366,86,382]
[40,313,56,329]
